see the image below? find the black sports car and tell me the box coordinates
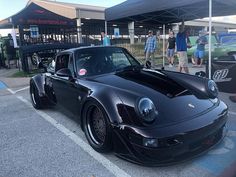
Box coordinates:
[30,46,228,165]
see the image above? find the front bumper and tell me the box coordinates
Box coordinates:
[112,101,228,166]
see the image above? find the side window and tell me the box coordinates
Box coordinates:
[55,54,69,72]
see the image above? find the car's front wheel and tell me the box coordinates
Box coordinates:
[30,82,44,109]
[83,100,113,153]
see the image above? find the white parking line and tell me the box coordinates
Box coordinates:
[7,88,131,177]
[7,86,29,94]
[14,86,30,93]
[229,111,236,116]
[7,88,15,94]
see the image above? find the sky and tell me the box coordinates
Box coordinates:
[0,0,126,20]
[0,0,235,36]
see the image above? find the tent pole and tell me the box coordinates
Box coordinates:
[163,24,165,68]
[208,0,212,79]
[105,21,108,35]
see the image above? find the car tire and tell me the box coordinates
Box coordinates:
[30,82,44,109]
[83,100,113,153]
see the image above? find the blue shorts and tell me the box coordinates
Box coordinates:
[167,49,175,57]
[194,50,205,59]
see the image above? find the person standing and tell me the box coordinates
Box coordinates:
[176,25,190,73]
[3,34,15,69]
[166,31,176,67]
[193,31,208,67]
[144,30,157,68]
[101,31,111,46]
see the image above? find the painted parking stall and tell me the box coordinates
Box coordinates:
[0,81,6,89]
[195,115,236,176]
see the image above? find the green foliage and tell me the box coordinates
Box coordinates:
[11,70,38,78]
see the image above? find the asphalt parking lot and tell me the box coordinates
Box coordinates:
[0,68,236,177]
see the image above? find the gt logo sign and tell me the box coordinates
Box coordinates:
[213,69,232,82]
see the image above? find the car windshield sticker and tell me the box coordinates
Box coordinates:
[79,69,87,76]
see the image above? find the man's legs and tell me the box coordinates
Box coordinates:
[145,51,150,62]
[194,50,199,66]
[198,50,205,67]
[5,54,11,69]
[145,51,154,68]
[168,49,175,67]
[167,49,171,66]
[178,51,189,73]
[183,66,189,73]
[178,65,182,72]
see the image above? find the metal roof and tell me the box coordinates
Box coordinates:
[30,0,106,11]
[29,0,105,19]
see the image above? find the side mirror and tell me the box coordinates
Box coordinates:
[56,68,73,78]
[38,62,47,73]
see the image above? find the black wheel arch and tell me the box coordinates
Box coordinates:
[79,89,122,131]
[30,74,46,97]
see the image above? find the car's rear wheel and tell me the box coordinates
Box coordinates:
[30,82,43,109]
[83,101,112,152]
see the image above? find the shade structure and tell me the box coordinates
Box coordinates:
[105,0,236,24]
[0,3,76,29]
[105,0,236,79]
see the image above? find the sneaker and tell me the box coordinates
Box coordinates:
[146,61,151,69]
[229,96,236,103]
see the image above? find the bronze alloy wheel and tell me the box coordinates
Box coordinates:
[87,106,106,145]
[83,100,112,153]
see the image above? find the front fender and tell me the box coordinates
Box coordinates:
[162,70,211,99]
[30,74,46,97]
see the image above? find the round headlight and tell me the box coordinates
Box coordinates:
[137,98,158,123]
[207,80,218,98]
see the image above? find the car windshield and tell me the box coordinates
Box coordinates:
[75,47,141,77]
[220,36,236,44]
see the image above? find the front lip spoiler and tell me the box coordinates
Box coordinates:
[111,104,228,166]
[113,123,227,166]
[116,127,226,166]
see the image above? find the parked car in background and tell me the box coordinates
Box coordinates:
[187,34,236,62]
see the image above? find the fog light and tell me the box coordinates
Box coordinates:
[143,138,158,147]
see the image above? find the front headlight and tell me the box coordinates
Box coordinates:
[207,80,218,98]
[137,98,158,123]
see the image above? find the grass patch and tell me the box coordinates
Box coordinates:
[11,70,39,78]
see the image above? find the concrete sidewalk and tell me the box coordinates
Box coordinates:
[0,68,30,89]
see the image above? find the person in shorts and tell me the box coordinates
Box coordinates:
[194,31,207,67]
[166,31,176,67]
[176,25,190,73]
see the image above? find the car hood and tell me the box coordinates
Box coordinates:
[87,69,216,125]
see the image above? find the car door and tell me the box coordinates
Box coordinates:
[51,52,81,114]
